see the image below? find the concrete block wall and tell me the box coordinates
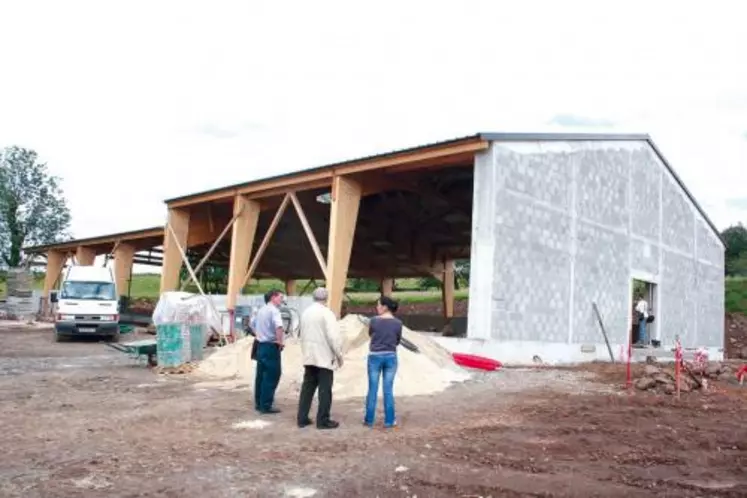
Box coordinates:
[465,139,725,363]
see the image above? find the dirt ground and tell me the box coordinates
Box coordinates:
[726,312,747,359]
[1,323,747,497]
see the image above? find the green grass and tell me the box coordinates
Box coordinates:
[123,274,468,304]
[726,276,747,314]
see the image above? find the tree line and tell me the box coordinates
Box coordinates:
[0,146,71,269]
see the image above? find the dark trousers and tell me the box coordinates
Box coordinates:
[254,342,282,412]
[297,365,334,426]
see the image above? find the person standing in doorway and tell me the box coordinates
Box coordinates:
[635,294,650,346]
[296,287,344,430]
[253,289,285,414]
[364,295,402,429]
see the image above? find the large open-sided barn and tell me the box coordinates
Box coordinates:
[25,132,725,363]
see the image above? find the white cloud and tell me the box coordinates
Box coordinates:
[1,0,745,257]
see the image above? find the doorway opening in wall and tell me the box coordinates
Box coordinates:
[631,278,658,348]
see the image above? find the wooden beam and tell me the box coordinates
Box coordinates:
[113,243,135,299]
[226,195,261,310]
[381,278,394,297]
[442,259,455,320]
[166,138,488,208]
[43,250,66,298]
[242,194,291,288]
[285,279,297,296]
[160,208,190,293]
[75,246,96,266]
[207,204,215,233]
[289,192,328,280]
[180,206,244,291]
[326,176,362,317]
[382,151,475,175]
[24,227,165,254]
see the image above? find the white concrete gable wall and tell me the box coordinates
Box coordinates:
[447,140,725,365]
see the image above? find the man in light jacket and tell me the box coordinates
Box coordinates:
[297,287,344,430]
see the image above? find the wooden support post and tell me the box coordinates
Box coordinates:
[113,243,135,299]
[442,259,455,320]
[160,208,190,294]
[290,192,328,280]
[226,195,261,311]
[241,194,291,288]
[326,176,361,317]
[42,250,66,315]
[180,207,244,291]
[285,279,297,296]
[43,250,65,297]
[75,246,96,266]
[381,278,394,297]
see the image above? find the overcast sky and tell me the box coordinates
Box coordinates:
[1,0,746,247]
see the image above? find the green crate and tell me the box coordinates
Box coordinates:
[189,324,205,361]
[156,323,190,367]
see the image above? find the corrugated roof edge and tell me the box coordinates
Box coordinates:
[23,226,165,253]
[480,132,724,247]
[163,133,485,204]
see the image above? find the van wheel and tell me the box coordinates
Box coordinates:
[54,332,66,343]
[105,333,120,343]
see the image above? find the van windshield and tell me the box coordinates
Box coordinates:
[60,281,116,301]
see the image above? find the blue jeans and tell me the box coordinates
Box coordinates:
[639,319,648,345]
[254,342,282,412]
[364,353,397,427]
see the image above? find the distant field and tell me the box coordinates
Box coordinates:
[1,272,744,313]
[125,274,468,305]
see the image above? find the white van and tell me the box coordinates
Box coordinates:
[50,266,120,342]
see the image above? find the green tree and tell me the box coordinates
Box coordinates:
[0,146,71,267]
[722,224,747,276]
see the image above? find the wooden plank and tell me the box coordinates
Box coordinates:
[180,206,244,291]
[24,227,165,253]
[241,194,291,288]
[226,196,261,310]
[442,259,455,319]
[113,243,135,299]
[326,176,362,316]
[381,278,394,297]
[207,204,215,234]
[285,280,297,296]
[160,208,190,293]
[42,250,66,298]
[166,223,206,296]
[289,192,329,281]
[382,151,475,175]
[166,139,488,208]
[75,246,96,266]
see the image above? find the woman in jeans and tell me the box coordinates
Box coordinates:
[364,295,402,428]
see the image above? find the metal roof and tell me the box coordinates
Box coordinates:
[163,133,484,205]
[24,226,164,253]
[164,131,723,245]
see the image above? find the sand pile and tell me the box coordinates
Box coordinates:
[194,314,470,399]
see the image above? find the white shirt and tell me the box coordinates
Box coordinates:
[635,299,649,319]
[253,303,284,342]
[299,302,344,370]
